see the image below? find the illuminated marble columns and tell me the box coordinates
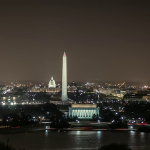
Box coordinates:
[69,108,100,119]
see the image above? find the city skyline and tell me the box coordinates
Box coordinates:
[0,1,150,150]
[0,0,150,82]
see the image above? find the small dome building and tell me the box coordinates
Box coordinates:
[48,76,56,88]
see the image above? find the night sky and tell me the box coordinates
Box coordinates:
[0,0,150,82]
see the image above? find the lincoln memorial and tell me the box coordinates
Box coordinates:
[69,104,100,119]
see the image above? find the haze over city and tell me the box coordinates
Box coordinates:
[1,1,150,150]
[0,0,150,82]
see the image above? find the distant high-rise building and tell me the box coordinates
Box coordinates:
[62,52,67,102]
[48,76,56,88]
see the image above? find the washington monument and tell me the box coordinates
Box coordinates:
[62,52,67,102]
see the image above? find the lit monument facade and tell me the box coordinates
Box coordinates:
[48,76,56,88]
[62,52,67,102]
[69,104,100,119]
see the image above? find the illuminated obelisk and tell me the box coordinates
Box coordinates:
[62,52,67,103]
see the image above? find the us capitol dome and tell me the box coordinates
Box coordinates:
[48,76,56,88]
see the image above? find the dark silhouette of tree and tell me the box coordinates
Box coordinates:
[0,142,5,149]
[20,115,34,125]
[3,113,20,127]
[98,143,132,150]
[0,139,16,150]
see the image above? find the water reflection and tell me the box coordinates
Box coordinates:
[45,129,48,136]
[0,131,149,150]
[97,131,102,139]
[139,132,145,143]
[76,131,81,135]
[97,131,101,134]
[129,131,136,144]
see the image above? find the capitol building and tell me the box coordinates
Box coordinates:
[31,76,60,92]
[48,76,56,88]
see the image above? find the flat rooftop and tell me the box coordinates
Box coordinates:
[71,104,97,108]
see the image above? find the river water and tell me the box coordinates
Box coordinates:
[0,131,150,150]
